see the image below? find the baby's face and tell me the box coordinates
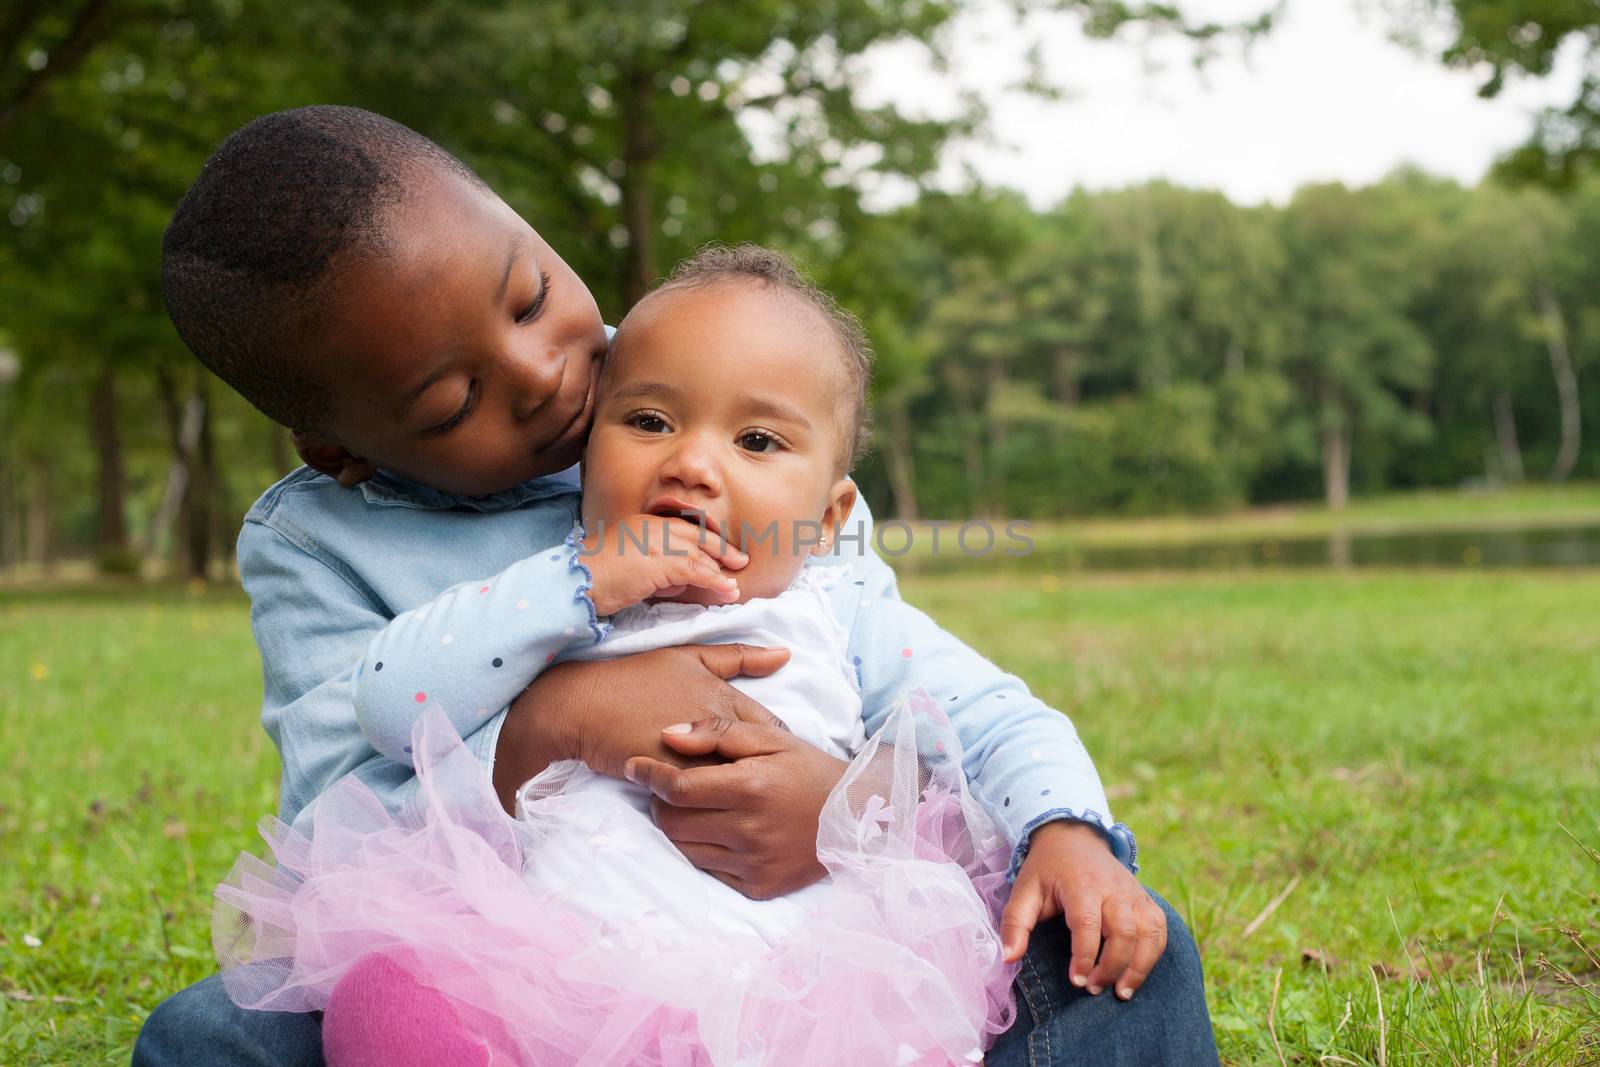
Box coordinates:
[581,282,856,603]
[301,168,609,497]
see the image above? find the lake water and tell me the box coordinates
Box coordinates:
[921,522,1600,573]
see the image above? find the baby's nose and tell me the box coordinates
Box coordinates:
[660,436,722,493]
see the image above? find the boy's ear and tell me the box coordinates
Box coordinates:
[292,431,380,488]
[813,478,858,556]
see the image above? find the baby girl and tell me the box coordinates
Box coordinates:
[220,246,1023,1065]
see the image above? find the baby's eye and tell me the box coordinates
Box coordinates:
[738,430,782,454]
[627,411,671,434]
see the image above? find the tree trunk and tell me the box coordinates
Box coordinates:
[618,66,660,309]
[1491,392,1524,485]
[1223,339,1245,378]
[182,381,215,581]
[1535,284,1581,482]
[1319,380,1350,511]
[983,358,1009,515]
[1052,348,1082,410]
[212,444,235,570]
[147,365,203,561]
[942,362,987,517]
[1049,348,1080,449]
[0,450,13,570]
[24,455,54,571]
[881,392,919,522]
[90,364,129,559]
[0,388,15,570]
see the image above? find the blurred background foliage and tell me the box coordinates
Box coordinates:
[2,0,1599,578]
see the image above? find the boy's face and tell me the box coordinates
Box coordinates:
[581,282,856,603]
[295,168,609,497]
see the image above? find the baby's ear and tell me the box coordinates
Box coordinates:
[813,478,858,556]
[292,431,380,488]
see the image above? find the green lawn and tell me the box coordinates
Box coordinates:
[2,570,1597,1064]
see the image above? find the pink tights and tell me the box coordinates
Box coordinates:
[322,951,515,1067]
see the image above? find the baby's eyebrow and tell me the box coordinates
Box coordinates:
[607,379,680,406]
[735,393,812,429]
[607,380,812,429]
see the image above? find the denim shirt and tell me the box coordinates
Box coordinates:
[239,466,1136,879]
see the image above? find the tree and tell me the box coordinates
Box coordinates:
[0,0,116,141]
[321,0,1275,312]
[0,0,329,574]
[1402,0,1600,186]
[1280,182,1435,509]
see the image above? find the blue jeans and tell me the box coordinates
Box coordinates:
[134,889,1217,1066]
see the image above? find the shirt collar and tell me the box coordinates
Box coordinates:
[358,464,580,512]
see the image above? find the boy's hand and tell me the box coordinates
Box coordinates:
[1000,821,1167,1001]
[492,643,791,811]
[623,718,849,900]
[582,516,749,615]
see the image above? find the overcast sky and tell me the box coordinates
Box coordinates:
[856,0,1588,207]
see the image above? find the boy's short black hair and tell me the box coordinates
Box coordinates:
[649,244,874,470]
[161,105,484,433]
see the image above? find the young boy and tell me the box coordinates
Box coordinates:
[135,105,1216,1067]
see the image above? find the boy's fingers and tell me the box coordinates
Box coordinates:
[688,642,790,682]
[623,756,747,809]
[1088,895,1138,994]
[999,879,1045,963]
[1115,909,1168,1000]
[725,692,790,729]
[700,866,754,898]
[652,797,748,844]
[1063,890,1103,991]
[669,838,747,879]
[656,718,792,761]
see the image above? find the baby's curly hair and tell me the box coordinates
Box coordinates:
[649,244,873,471]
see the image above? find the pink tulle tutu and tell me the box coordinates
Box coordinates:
[214,689,1017,1065]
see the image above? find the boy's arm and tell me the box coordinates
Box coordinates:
[845,545,1136,880]
[350,528,605,766]
[242,519,596,835]
[240,519,416,833]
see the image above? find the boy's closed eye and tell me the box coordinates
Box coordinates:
[423,269,556,435]
[430,380,479,434]
[515,271,554,325]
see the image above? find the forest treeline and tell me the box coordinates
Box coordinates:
[845,174,1598,521]
[1,0,1597,576]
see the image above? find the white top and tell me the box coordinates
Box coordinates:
[513,568,862,946]
[572,566,865,757]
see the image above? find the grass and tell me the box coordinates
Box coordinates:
[2,569,1597,1064]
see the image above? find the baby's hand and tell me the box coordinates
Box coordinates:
[1000,821,1168,1001]
[581,515,749,615]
